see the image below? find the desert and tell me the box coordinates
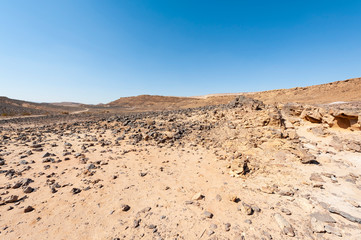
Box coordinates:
[1,78,361,240]
[2,1,361,239]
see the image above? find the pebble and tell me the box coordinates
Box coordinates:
[203,211,213,218]
[274,213,295,237]
[121,204,130,212]
[215,194,222,201]
[224,223,231,231]
[207,229,215,236]
[24,206,34,213]
[281,208,292,215]
[210,224,217,229]
[133,219,141,228]
[71,188,81,194]
[192,192,204,200]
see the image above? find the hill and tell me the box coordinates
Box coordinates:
[107,94,236,111]
[247,77,361,104]
[0,97,84,116]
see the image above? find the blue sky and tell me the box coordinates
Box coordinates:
[1,0,361,104]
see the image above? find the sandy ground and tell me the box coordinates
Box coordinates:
[1,99,361,240]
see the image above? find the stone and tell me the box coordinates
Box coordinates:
[203,211,213,218]
[148,224,157,229]
[121,204,130,211]
[210,224,217,229]
[23,186,34,193]
[71,188,81,194]
[310,217,325,233]
[310,212,336,223]
[274,213,295,237]
[133,219,141,228]
[241,203,253,215]
[329,207,361,224]
[140,172,147,177]
[4,195,18,203]
[207,229,215,236]
[86,163,96,170]
[281,208,292,215]
[24,206,34,213]
[260,186,276,194]
[192,192,204,200]
[215,194,222,201]
[224,223,231,231]
[325,225,342,237]
[310,173,325,182]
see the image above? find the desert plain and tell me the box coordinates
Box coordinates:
[1,78,361,240]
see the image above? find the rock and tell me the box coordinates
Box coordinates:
[203,211,213,218]
[325,225,342,237]
[274,213,295,237]
[42,152,52,158]
[121,204,130,212]
[310,212,336,223]
[4,195,18,203]
[215,194,222,201]
[207,229,215,236]
[192,192,204,201]
[229,195,240,203]
[260,186,276,194]
[133,219,141,228]
[71,188,81,194]
[244,219,252,224]
[148,224,157,229]
[19,160,28,165]
[300,152,317,164]
[224,223,231,231]
[281,208,292,215]
[310,173,325,182]
[301,107,323,123]
[210,224,217,229]
[241,203,254,215]
[348,200,361,208]
[23,186,34,193]
[86,163,96,170]
[24,205,34,213]
[329,207,361,224]
[310,217,325,233]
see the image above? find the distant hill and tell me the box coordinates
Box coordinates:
[107,94,235,111]
[49,102,83,107]
[2,77,361,117]
[0,97,84,116]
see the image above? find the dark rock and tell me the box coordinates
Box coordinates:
[24,205,34,213]
[71,188,81,194]
[121,204,130,211]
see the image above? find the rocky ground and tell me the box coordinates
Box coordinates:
[0,96,361,240]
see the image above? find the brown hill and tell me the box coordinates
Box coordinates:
[0,97,84,116]
[247,77,361,104]
[2,77,361,117]
[107,94,236,111]
[108,77,361,112]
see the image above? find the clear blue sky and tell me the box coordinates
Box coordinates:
[1,0,361,104]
